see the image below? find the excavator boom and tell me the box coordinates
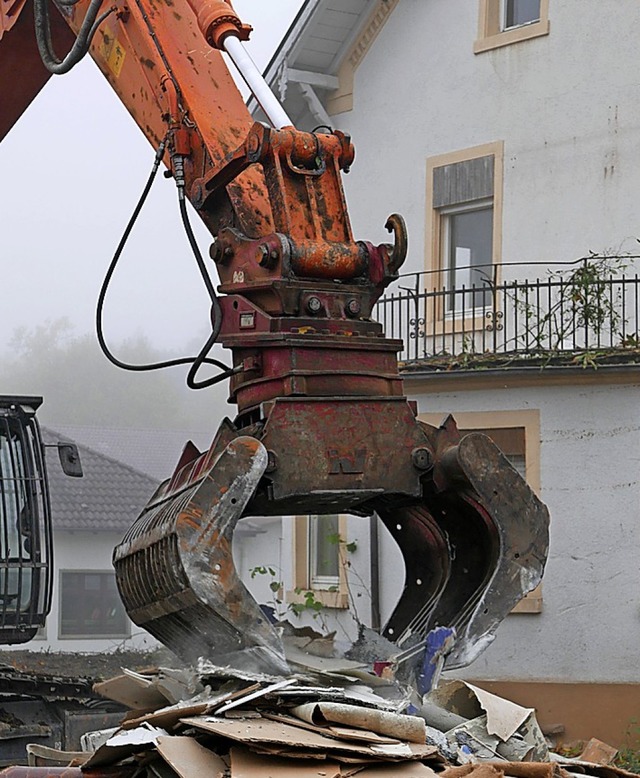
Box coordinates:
[0,0,548,673]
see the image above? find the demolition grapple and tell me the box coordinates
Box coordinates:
[113,121,549,673]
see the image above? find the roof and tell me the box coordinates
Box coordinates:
[248,0,374,128]
[43,427,160,533]
[51,425,214,481]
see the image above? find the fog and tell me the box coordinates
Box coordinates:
[0,1,303,430]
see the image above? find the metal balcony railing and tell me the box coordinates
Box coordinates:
[375,259,640,365]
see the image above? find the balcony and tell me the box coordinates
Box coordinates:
[375,257,640,371]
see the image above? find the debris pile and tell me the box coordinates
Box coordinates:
[13,630,640,777]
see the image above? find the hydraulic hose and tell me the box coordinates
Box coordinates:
[97,138,238,385]
[34,0,114,75]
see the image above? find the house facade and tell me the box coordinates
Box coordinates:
[21,429,161,654]
[244,0,640,743]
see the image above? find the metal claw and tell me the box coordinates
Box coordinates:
[113,436,289,675]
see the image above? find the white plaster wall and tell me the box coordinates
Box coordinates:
[332,0,640,276]
[236,515,374,644]
[234,516,285,613]
[374,379,640,684]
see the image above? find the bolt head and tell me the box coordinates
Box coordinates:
[411,447,433,471]
[307,296,322,314]
[346,298,361,317]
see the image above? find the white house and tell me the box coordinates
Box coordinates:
[242,0,640,744]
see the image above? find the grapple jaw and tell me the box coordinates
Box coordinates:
[376,416,548,669]
[113,435,289,676]
[113,406,548,676]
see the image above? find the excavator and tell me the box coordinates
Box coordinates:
[0,0,549,677]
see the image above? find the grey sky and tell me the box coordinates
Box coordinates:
[0,1,303,355]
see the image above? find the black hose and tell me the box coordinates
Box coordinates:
[173,155,235,388]
[34,0,114,75]
[96,139,238,383]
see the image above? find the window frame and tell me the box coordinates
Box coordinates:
[441,198,495,318]
[474,0,550,54]
[288,515,349,609]
[58,569,131,640]
[418,410,543,614]
[426,141,504,331]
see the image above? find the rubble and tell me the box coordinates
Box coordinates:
[1,627,631,778]
[3,628,637,776]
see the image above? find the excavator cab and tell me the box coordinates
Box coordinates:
[0,396,81,643]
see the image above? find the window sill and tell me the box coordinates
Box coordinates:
[474,18,550,53]
[286,589,349,610]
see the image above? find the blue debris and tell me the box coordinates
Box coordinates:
[417,626,457,695]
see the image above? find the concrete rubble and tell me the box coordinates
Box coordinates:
[8,629,640,776]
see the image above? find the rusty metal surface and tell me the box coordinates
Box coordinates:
[116,397,547,672]
[113,436,289,673]
[252,397,429,512]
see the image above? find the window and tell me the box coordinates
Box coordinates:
[442,200,494,313]
[309,514,340,588]
[475,0,549,53]
[419,410,543,613]
[427,142,503,320]
[504,0,540,29]
[60,571,129,638]
[289,515,349,609]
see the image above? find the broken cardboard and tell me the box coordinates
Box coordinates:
[94,672,169,710]
[156,735,227,778]
[215,678,297,714]
[431,680,548,762]
[264,711,401,744]
[579,739,619,766]
[180,715,438,762]
[230,745,342,778]
[82,723,169,769]
[354,762,441,778]
[441,762,569,778]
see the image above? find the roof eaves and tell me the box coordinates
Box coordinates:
[247,0,321,114]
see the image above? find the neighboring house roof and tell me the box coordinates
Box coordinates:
[249,0,374,127]
[51,425,213,481]
[44,426,275,539]
[42,427,159,532]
